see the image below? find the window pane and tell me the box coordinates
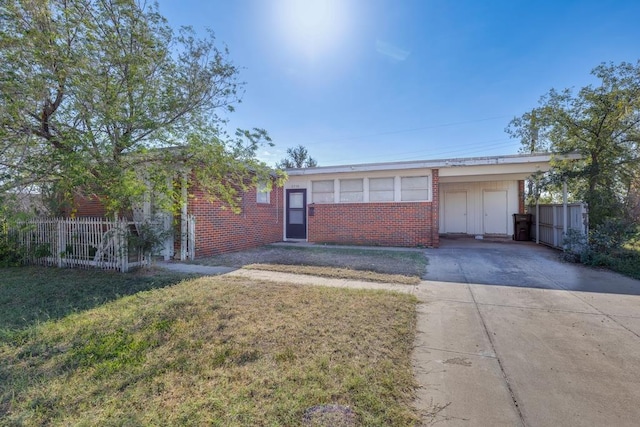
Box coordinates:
[313,192,334,203]
[340,191,363,202]
[370,190,394,202]
[401,176,429,190]
[401,189,429,201]
[340,179,363,192]
[401,176,429,201]
[257,189,270,204]
[289,210,304,224]
[369,177,394,191]
[312,180,334,192]
[339,179,363,202]
[289,192,304,208]
[312,180,334,204]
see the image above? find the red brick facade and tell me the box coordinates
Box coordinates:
[68,194,109,218]
[306,170,440,248]
[188,185,284,257]
[431,169,440,247]
[518,180,525,214]
[308,202,436,247]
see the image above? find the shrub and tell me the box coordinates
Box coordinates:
[0,232,27,267]
[589,218,638,252]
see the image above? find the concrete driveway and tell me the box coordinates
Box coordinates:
[414,238,640,426]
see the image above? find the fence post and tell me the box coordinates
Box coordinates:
[188,215,195,260]
[120,219,128,273]
[57,219,63,268]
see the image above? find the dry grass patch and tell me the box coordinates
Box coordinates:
[1,275,419,426]
[244,263,421,285]
[192,245,428,277]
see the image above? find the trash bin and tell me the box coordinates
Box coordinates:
[513,214,532,241]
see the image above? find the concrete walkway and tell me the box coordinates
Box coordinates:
[158,245,640,427]
[416,240,640,426]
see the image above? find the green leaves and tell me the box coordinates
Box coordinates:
[276,145,319,169]
[507,61,640,227]
[1,0,275,216]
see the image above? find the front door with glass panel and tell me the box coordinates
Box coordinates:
[286,189,307,239]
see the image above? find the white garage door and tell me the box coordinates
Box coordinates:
[483,190,508,234]
[444,191,467,233]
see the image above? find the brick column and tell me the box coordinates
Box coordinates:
[431,169,440,248]
[518,180,525,214]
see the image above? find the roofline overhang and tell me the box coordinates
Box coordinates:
[285,152,581,176]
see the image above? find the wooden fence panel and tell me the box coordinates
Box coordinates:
[527,203,589,249]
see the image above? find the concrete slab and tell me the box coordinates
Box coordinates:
[611,315,640,337]
[470,284,600,314]
[415,281,474,303]
[225,268,415,294]
[478,303,640,427]
[570,291,640,318]
[158,262,236,275]
[415,300,494,357]
[412,347,522,427]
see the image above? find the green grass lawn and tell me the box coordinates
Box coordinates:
[192,244,428,278]
[0,267,419,426]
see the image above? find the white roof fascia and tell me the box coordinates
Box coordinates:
[285,152,580,176]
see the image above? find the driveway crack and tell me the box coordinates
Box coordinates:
[538,274,640,340]
[461,269,528,427]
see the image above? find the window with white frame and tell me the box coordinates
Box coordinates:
[401,176,430,201]
[256,181,271,204]
[312,180,334,203]
[369,177,395,202]
[340,178,363,202]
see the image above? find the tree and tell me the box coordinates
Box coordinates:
[0,0,280,216]
[276,145,318,169]
[507,61,640,228]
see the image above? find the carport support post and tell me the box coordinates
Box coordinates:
[562,179,568,249]
[180,171,188,261]
[536,199,540,245]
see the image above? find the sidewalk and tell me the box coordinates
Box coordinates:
[157,258,640,426]
[158,261,417,294]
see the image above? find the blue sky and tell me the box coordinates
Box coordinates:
[157,0,640,167]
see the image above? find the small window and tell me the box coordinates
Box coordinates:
[256,182,271,204]
[340,179,363,202]
[369,177,394,202]
[312,180,334,203]
[401,176,430,201]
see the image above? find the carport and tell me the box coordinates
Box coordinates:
[438,155,567,239]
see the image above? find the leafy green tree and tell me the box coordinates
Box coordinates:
[0,0,280,215]
[276,145,318,169]
[507,61,640,228]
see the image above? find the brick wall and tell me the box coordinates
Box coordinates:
[306,169,440,248]
[518,180,525,214]
[431,169,440,247]
[188,185,284,257]
[68,194,109,218]
[308,201,436,247]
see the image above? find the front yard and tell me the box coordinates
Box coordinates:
[0,267,419,426]
[191,244,428,278]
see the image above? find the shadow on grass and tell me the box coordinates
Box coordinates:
[0,266,196,332]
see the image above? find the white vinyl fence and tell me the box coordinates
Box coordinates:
[527,203,589,249]
[4,217,153,272]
